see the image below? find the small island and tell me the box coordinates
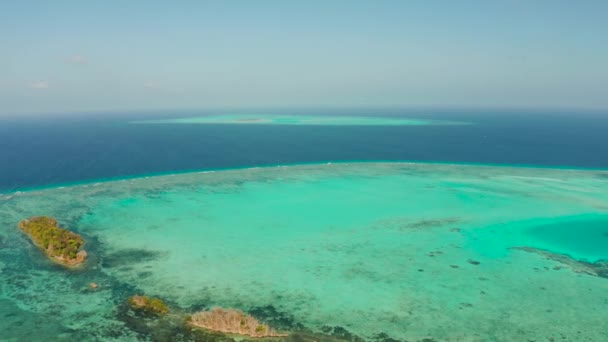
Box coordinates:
[128,295,169,315]
[187,307,287,338]
[17,216,87,266]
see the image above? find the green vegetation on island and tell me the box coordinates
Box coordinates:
[187,307,287,338]
[17,216,87,266]
[128,295,169,315]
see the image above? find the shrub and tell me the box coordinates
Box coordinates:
[188,307,286,337]
[128,295,169,315]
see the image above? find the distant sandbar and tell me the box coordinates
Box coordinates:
[132,114,470,126]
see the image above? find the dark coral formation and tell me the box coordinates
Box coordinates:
[248,305,305,331]
[102,248,166,268]
[320,326,366,342]
[512,247,608,279]
[408,217,460,229]
[372,217,460,232]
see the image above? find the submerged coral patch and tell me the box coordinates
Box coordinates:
[102,248,166,268]
[511,247,608,279]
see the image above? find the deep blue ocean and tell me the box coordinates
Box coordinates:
[1,108,607,192]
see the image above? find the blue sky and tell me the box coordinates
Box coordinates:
[1,1,607,114]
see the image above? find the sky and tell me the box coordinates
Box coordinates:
[1,1,607,115]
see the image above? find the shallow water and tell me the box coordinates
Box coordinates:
[131,114,467,126]
[1,162,608,341]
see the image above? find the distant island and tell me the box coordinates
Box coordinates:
[18,216,87,266]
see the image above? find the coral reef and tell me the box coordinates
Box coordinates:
[17,216,87,266]
[187,307,287,338]
[512,247,608,278]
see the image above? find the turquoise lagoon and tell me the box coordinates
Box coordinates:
[131,114,469,126]
[1,162,607,341]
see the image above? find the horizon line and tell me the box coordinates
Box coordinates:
[1,105,608,118]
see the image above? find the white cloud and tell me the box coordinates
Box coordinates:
[29,81,49,89]
[68,55,87,65]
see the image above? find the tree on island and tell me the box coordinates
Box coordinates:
[18,216,87,266]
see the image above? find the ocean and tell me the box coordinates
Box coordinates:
[2,108,608,192]
[1,109,608,341]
